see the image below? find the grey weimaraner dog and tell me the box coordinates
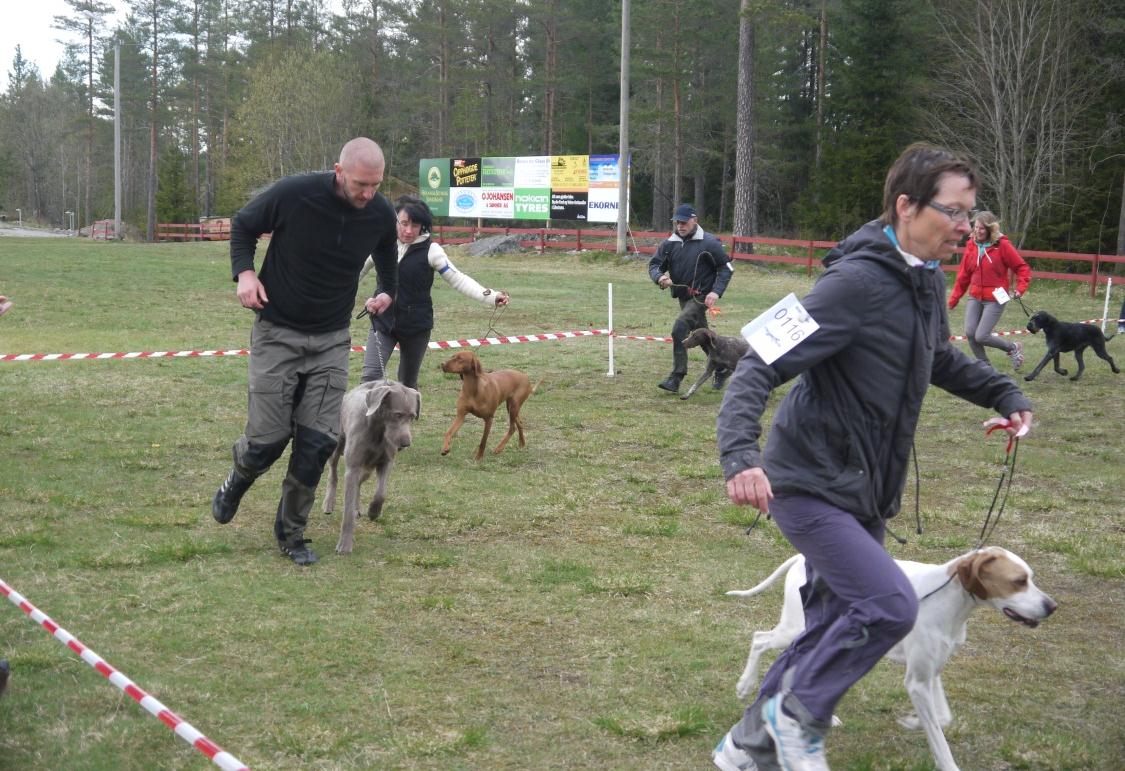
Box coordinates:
[680,328,749,400]
[323,379,420,554]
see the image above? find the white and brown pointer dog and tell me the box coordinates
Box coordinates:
[727,547,1057,771]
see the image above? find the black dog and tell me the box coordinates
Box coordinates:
[1024,310,1119,382]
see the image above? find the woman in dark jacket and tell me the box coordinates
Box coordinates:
[712,144,1033,771]
[948,210,1032,369]
[360,196,508,389]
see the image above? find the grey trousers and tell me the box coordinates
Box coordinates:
[670,297,709,376]
[231,317,350,545]
[964,298,1015,361]
[731,495,917,755]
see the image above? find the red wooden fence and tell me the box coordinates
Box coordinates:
[143,220,1123,296]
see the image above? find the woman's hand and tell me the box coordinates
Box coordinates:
[495,291,510,307]
[366,293,392,315]
[726,467,774,513]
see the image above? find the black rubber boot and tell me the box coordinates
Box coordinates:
[657,373,684,393]
[279,537,318,566]
[211,468,254,524]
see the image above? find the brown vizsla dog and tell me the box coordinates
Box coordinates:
[440,350,536,460]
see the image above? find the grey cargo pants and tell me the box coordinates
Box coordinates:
[231,317,350,545]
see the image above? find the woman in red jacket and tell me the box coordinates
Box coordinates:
[948,211,1031,369]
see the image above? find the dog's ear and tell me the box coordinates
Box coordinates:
[471,355,483,375]
[365,383,392,417]
[956,551,996,600]
[408,386,421,419]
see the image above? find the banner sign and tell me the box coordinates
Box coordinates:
[420,154,628,223]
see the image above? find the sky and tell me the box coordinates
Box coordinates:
[0,0,130,83]
[1,0,350,87]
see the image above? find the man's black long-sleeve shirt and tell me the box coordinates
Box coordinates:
[229,172,398,333]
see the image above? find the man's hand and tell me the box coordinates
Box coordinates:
[726,467,773,513]
[366,292,393,315]
[236,270,268,310]
[658,273,672,290]
[704,292,719,309]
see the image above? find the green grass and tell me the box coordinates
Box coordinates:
[0,237,1122,769]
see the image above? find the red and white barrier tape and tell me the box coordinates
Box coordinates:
[0,329,612,362]
[949,318,1112,342]
[2,320,1117,361]
[0,577,250,771]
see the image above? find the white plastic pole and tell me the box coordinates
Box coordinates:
[1101,277,1112,334]
[606,283,616,377]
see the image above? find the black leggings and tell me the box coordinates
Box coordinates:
[360,328,431,390]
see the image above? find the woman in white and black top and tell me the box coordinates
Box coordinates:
[359,195,509,388]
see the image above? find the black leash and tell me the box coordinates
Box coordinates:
[976,434,1019,548]
[1014,294,1033,318]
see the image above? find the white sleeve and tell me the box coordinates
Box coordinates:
[358,255,375,282]
[429,243,498,306]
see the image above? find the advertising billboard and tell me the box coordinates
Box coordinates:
[419,154,628,223]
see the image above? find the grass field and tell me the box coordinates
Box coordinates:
[0,237,1122,770]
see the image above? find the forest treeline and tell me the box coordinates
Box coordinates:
[0,0,1121,252]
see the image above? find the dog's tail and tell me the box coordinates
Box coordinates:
[725,555,802,598]
[530,376,546,395]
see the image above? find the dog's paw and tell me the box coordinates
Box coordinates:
[335,541,353,555]
[1069,374,1081,381]
[897,713,922,731]
[367,501,384,520]
[1023,374,1035,382]
[735,679,754,701]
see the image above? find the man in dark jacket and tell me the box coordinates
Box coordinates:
[648,204,734,393]
[211,137,398,566]
[712,144,1033,771]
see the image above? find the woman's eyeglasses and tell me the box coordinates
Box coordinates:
[926,201,976,224]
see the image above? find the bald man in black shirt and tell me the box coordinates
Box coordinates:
[212,137,399,566]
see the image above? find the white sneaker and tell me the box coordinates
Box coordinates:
[761,694,829,771]
[1007,341,1025,371]
[713,730,758,771]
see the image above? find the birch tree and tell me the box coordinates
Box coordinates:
[924,0,1102,245]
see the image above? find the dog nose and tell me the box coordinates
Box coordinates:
[1042,595,1058,617]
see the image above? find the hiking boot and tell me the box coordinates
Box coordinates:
[712,368,732,390]
[714,729,758,771]
[1007,341,1025,371]
[279,538,318,566]
[211,468,253,524]
[658,373,684,393]
[0,659,9,698]
[762,694,828,771]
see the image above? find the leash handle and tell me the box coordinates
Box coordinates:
[982,416,1029,454]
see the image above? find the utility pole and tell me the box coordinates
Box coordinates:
[615,0,630,256]
[114,41,122,240]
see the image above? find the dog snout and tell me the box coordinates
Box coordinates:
[1041,593,1058,617]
